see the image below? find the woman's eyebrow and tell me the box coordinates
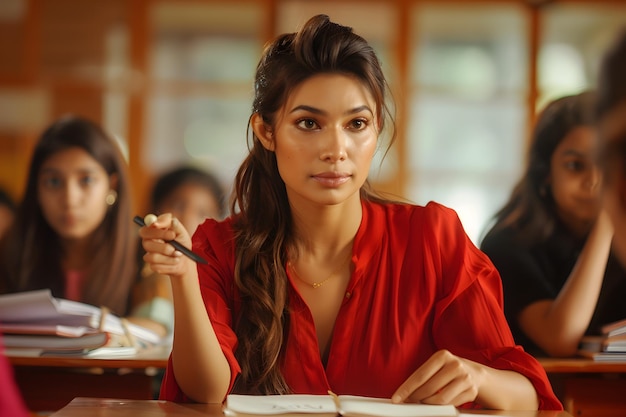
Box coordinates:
[289,104,373,116]
[559,149,586,157]
[289,104,324,115]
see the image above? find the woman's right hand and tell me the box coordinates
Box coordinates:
[139,213,195,278]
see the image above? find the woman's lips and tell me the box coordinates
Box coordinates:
[312,172,351,187]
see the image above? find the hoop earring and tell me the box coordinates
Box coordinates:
[105,190,118,206]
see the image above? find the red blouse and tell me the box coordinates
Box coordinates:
[160,200,562,410]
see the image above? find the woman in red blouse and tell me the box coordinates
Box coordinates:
[139,14,561,410]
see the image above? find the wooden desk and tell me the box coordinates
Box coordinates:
[538,357,626,417]
[49,397,573,417]
[8,345,170,413]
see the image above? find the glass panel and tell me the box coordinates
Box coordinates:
[409,3,528,243]
[538,4,626,108]
[150,35,258,82]
[144,94,252,184]
[144,2,264,182]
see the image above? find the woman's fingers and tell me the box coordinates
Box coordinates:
[392,350,450,403]
[139,212,194,277]
[142,237,181,257]
[392,350,479,406]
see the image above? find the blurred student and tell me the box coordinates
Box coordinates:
[132,166,226,337]
[0,116,147,325]
[481,91,626,357]
[140,14,560,409]
[151,166,226,233]
[0,188,16,240]
[597,29,626,267]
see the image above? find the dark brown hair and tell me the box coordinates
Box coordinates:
[151,166,226,219]
[230,14,394,394]
[0,115,136,315]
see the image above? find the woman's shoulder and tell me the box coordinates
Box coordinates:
[365,199,458,219]
[196,216,234,234]
[192,217,237,257]
[364,200,465,239]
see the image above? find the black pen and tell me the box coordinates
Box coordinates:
[133,215,208,264]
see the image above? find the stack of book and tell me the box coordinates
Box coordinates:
[578,318,626,361]
[0,289,162,357]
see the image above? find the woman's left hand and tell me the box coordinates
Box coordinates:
[391,349,484,406]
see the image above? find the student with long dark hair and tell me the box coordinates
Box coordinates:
[140,15,561,410]
[0,115,136,315]
[481,92,626,357]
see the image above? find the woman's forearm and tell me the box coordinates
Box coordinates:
[170,271,231,403]
[520,212,614,356]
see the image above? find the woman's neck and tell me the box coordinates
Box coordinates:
[289,195,362,259]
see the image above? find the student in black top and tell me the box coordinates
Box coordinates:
[480,91,626,357]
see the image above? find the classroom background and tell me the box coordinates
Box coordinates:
[0,0,625,243]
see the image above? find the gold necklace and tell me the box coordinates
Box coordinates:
[287,256,351,289]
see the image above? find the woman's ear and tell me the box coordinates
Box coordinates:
[251,113,275,151]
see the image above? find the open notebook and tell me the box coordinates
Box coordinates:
[224,393,458,417]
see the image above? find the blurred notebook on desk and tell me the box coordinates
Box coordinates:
[0,289,161,355]
[601,318,626,338]
[577,318,626,359]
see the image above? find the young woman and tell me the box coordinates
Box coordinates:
[133,166,226,337]
[0,115,136,316]
[481,92,626,358]
[140,14,561,410]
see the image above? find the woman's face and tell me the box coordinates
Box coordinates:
[37,147,114,241]
[157,182,221,236]
[548,125,602,236]
[259,73,379,209]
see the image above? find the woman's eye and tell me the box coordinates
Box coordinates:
[565,160,585,171]
[297,119,319,130]
[80,176,95,186]
[42,177,62,189]
[349,119,367,130]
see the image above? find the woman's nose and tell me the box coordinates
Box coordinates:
[319,127,347,162]
[586,166,602,191]
[63,182,81,206]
